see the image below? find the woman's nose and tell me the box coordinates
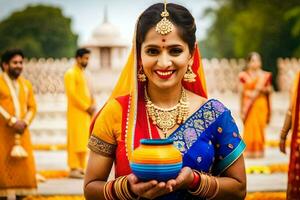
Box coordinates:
[157,52,172,68]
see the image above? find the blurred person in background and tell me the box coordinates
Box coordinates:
[279,71,300,200]
[0,49,37,200]
[239,52,272,158]
[64,48,96,179]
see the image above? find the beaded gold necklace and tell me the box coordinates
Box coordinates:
[144,86,189,138]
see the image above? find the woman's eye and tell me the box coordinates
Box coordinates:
[146,48,159,55]
[169,48,183,55]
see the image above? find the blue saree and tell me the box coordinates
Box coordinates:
[159,99,246,199]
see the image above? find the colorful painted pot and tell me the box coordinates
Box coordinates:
[130,139,182,182]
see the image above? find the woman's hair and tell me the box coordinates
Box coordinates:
[246,52,261,63]
[244,52,261,70]
[136,3,196,55]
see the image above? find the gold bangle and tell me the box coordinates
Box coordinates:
[189,172,207,196]
[202,174,210,197]
[113,176,138,200]
[207,177,219,200]
[124,177,138,199]
[114,176,126,199]
[103,180,114,200]
[202,174,212,197]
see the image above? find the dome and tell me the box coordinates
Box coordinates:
[92,22,121,39]
[82,7,129,47]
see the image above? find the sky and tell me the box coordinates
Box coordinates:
[0,0,217,45]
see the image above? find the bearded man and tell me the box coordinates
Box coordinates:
[0,49,37,199]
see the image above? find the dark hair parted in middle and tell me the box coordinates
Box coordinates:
[136,3,196,54]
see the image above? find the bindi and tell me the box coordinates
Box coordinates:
[162,39,166,42]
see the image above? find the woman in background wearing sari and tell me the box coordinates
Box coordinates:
[84,2,246,200]
[239,52,272,158]
[280,71,300,200]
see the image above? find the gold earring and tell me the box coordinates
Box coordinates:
[138,67,147,82]
[184,66,196,82]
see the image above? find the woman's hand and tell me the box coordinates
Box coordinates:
[166,167,194,191]
[127,174,174,199]
[279,137,286,154]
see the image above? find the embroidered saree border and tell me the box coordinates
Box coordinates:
[213,141,246,175]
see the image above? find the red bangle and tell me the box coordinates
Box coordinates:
[188,170,200,189]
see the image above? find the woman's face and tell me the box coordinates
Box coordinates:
[140,26,193,90]
[247,54,261,70]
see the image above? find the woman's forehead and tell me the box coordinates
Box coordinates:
[142,26,186,47]
[251,54,260,61]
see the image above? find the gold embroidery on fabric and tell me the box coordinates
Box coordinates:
[88,135,116,157]
[217,127,223,133]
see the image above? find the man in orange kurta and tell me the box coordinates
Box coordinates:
[0,49,37,199]
[64,48,95,178]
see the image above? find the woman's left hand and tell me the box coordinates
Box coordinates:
[166,167,194,191]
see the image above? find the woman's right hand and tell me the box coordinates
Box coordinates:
[127,174,174,199]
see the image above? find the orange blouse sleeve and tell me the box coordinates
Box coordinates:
[88,98,122,157]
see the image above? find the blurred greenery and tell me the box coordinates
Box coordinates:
[200,0,300,88]
[0,5,78,58]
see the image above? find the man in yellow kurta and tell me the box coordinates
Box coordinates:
[64,48,95,179]
[0,49,37,199]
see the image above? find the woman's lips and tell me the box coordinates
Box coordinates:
[155,70,175,79]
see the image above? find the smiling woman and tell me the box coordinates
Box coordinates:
[84,2,246,200]
[141,26,193,91]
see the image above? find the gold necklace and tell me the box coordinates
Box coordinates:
[144,86,189,138]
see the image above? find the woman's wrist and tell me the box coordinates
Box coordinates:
[103,176,139,200]
[280,135,287,140]
[126,176,139,199]
[188,170,200,190]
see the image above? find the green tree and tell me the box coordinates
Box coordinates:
[0,5,78,58]
[201,0,300,88]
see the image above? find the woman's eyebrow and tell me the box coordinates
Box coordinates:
[144,44,184,48]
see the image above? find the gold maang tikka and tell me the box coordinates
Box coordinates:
[155,0,173,35]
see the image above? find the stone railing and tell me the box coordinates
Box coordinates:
[202,58,245,94]
[22,57,299,95]
[23,58,72,94]
[277,58,300,92]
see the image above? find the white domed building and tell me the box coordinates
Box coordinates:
[83,10,129,71]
